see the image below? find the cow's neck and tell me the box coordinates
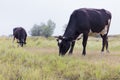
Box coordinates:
[63,14,80,41]
[63,27,78,41]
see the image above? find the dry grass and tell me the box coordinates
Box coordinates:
[0,36,120,80]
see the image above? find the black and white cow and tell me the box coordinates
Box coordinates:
[56,8,112,56]
[13,27,27,47]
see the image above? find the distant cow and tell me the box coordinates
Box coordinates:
[56,8,112,56]
[13,27,27,47]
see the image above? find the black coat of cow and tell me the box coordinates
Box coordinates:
[57,8,112,56]
[13,27,27,47]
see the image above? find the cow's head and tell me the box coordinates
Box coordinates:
[17,39,26,47]
[55,36,71,56]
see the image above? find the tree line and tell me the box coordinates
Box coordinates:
[29,19,56,38]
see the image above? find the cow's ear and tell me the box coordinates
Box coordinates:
[58,36,64,40]
[54,36,64,41]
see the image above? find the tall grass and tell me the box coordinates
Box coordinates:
[0,36,120,80]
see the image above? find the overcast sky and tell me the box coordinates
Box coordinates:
[0,0,120,36]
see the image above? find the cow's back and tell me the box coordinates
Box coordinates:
[73,8,111,33]
[88,9,111,33]
[13,27,27,39]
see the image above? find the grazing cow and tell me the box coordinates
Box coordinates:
[56,8,112,56]
[13,27,27,47]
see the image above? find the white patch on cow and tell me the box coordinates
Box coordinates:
[100,19,111,36]
[76,34,83,40]
[100,25,108,35]
[108,19,111,25]
[58,39,62,44]
[89,19,111,36]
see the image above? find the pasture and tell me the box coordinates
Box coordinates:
[0,36,120,80]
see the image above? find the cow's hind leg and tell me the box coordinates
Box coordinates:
[101,34,109,53]
[105,36,109,53]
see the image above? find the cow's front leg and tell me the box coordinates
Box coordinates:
[68,41,75,55]
[82,33,88,56]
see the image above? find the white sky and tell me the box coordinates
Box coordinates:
[0,0,120,36]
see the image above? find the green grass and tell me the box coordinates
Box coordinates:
[0,36,120,80]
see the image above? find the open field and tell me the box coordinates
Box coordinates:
[0,36,120,80]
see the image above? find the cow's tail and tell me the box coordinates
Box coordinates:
[107,19,111,35]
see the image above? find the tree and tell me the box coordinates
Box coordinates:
[42,20,56,37]
[29,24,42,36]
[30,20,56,37]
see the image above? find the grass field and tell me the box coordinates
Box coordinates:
[0,36,120,80]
